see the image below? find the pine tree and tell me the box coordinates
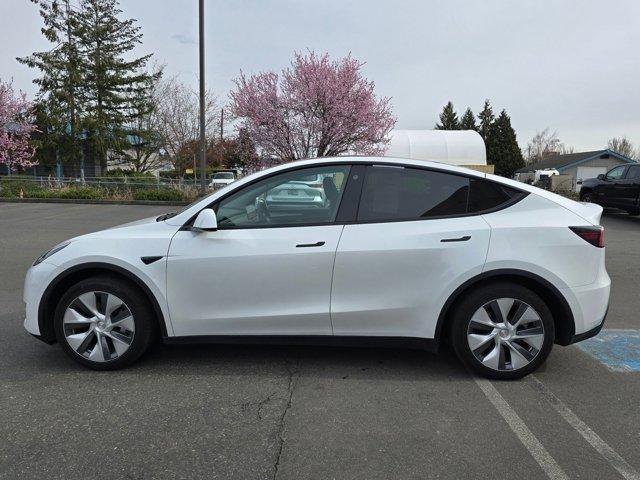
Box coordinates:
[485,109,524,178]
[460,107,477,131]
[435,101,460,130]
[17,0,84,166]
[75,0,159,170]
[477,99,494,141]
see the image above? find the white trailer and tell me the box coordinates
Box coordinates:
[385,129,487,167]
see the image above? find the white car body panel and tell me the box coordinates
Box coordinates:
[331,216,490,338]
[23,156,610,349]
[166,225,344,336]
[24,219,177,336]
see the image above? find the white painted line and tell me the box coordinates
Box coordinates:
[474,378,569,480]
[530,375,640,480]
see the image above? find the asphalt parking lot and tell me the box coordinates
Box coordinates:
[1,202,639,480]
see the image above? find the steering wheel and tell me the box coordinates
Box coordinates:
[255,198,271,224]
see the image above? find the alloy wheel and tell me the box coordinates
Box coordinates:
[466,298,545,371]
[62,291,135,362]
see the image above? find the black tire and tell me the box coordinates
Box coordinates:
[53,275,156,370]
[580,191,593,203]
[450,283,554,380]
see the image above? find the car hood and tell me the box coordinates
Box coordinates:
[67,215,176,243]
[107,215,161,229]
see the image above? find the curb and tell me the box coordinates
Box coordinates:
[0,197,190,206]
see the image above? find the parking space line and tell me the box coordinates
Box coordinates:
[474,378,569,480]
[530,375,640,480]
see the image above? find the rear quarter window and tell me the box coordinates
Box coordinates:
[468,178,523,213]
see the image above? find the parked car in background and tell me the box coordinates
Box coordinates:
[209,171,236,188]
[24,156,610,380]
[534,168,559,184]
[579,164,640,215]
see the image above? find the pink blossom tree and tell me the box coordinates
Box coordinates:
[230,51,396,164]
[0,80,37,172]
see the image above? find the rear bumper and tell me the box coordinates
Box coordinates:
[568,303,608,344]
[561,269,610,340]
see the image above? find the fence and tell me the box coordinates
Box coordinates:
[0,174,223,202]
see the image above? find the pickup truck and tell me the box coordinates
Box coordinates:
[580,164,640,215]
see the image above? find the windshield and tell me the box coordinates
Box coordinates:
[213,172,234,179]
[156,195,208,221]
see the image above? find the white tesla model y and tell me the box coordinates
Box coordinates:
[23,157,610,379]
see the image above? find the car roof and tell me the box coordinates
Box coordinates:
[167,155,587,226]
[281,156,488,179]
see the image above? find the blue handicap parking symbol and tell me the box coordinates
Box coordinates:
[576,329,640,372]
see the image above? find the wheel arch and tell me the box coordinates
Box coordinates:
[579,187,594,199]
[435,269,575,346]
[38,262,168,344]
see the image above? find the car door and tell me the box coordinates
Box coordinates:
[330,165,491,340]
[597,165,627,207]
[166,164,351,337]
[620,165,640,210]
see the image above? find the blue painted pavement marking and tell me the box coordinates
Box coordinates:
[575,329,640,372]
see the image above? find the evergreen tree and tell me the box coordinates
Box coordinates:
[485,109,524,178]
[435,101,460,130]
[75,0,159,170]
[460,107,477,131]
[477,99,494,141]
[17,0,84,165]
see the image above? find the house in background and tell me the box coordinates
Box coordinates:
[514,149,637,192]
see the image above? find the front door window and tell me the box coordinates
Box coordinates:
[216,165,351,228]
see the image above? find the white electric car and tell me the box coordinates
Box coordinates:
[23,157,610,379]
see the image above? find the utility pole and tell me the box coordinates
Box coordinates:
[220,108,224,140]
[198,0,206,194]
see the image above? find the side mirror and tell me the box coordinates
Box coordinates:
[192,208,218,232]
[597,174,606,180]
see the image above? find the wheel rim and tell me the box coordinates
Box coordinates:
[62,291,135,362]
[467,298,545,372]
[582,194,592,202]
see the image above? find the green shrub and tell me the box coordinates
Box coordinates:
[55,187,104,199]
[133,188,184,202]
[102,169,157,185]
[0,177,44,197]
[25,186,104,200]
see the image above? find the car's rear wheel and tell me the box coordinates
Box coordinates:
[450,283,554,380]
[580,191,593,202]
[53,275,155,370]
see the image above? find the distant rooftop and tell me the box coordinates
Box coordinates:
[516,149,637,173]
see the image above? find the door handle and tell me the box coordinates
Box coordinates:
[296,241,325,248]
[440,235,471,243]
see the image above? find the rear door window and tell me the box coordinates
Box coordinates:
[357,166,469,222]
[356,166,525,222]
[626,166,640,179]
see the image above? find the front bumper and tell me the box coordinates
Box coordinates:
[23,261,60,341]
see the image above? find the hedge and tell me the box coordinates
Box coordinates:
[132,188,184,201]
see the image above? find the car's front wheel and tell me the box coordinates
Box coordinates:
[53,275,156,370]
[580,191,593,203]
[450,283,554,380]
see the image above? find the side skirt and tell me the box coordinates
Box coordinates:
[163,335,440,352]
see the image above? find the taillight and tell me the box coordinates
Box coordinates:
[569,226,605,248]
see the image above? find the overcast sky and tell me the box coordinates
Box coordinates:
[1,0,639,151]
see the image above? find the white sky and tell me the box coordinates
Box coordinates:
[1,0,639,151]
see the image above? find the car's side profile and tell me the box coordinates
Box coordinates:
[580,163,640,215]
[24,156,610,379]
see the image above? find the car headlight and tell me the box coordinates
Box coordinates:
[33,241,71,266]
